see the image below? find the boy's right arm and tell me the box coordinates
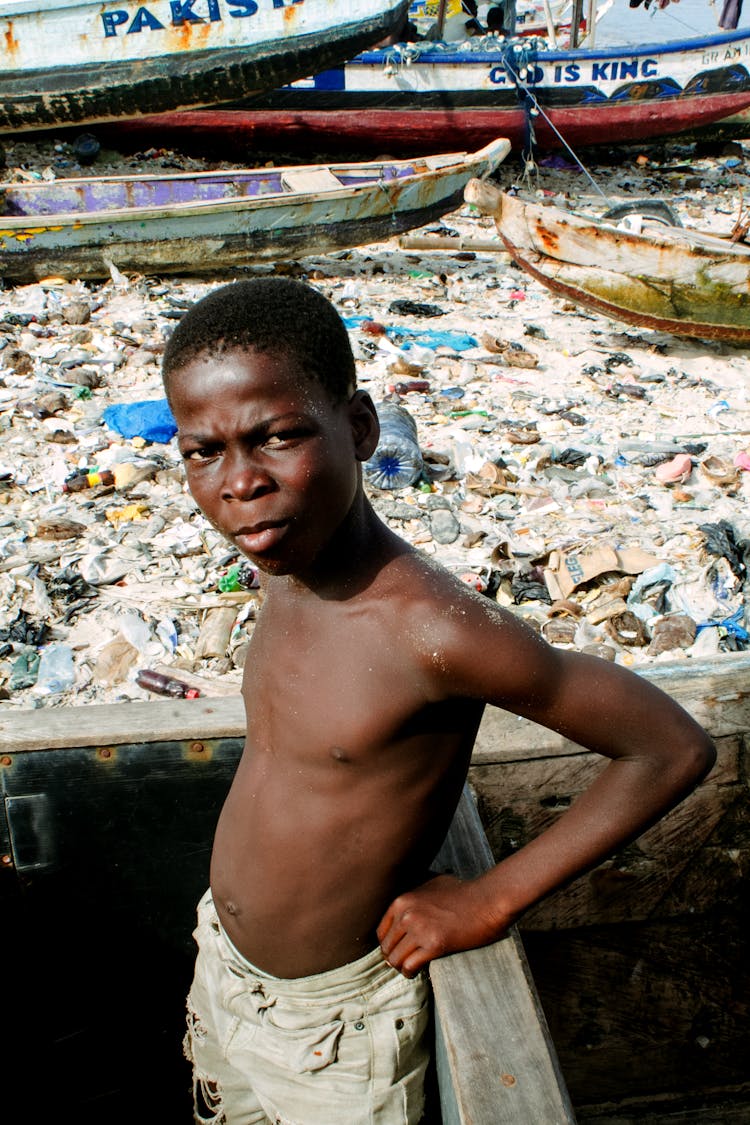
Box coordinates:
[378,598,716,977]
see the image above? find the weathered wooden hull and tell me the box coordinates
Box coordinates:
[1,652,748,1122]
[689,101,750,143]
[104,26,750,155]
[469,653,750,1121]
[464,179,750,342]
[0,0,410,133]
[0,138,510,282]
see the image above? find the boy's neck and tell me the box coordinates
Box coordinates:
[278,493,407,602]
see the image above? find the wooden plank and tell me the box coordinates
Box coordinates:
[279,168,343,193]
[523,908,750,1106]
[578,1090,750,1124]
[472,652,750,762]
[3,652,749,755]
[0,696,246,753]
[430,787,577,1124]
[470,736,743,929]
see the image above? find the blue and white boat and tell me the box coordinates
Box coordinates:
[0,0,410,133]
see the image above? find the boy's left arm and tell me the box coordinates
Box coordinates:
[378,608,716,977]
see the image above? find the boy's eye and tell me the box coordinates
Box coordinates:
[263,429,307,448]
[182,447,216,462]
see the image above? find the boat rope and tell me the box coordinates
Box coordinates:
[501,39,611,204]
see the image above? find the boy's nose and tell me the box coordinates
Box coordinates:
[221,455,273,502]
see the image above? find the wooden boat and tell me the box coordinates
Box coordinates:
[2,651,748,1121]
[106,23,750,156]
[0,138,509,283]
[689,101,750,143]
[0,0,410,134]
[464,176,750,343]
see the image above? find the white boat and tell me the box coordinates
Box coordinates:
[0,0,409,132]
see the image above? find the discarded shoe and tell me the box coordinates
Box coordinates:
[699,455,740,487]
[654,453,692,484]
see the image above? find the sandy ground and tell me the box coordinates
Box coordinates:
[1,130,749,710]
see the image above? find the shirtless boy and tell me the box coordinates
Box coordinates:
[162,278,715,1125]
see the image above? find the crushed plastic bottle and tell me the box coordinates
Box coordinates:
[34,644,76,694]
[218,562,259,592]
[364,402,424,490]
[62,469,115,492]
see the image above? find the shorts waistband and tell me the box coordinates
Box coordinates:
[207,896,397,998]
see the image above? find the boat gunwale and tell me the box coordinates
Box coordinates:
[508,194,750,261]
[349,24,750,66]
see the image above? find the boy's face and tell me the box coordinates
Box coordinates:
[169,346,377,577]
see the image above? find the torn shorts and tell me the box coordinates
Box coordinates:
[185,889,431,1125]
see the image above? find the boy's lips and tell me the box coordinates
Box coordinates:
[233,521,289,554]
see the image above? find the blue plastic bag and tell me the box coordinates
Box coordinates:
[103,399,177,444]
[342,316,478,353]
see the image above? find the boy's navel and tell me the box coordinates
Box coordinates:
[330,746,351,763]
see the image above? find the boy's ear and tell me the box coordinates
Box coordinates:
[347,391,380,462]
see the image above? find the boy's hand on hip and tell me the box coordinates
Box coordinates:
[376,874,509,977]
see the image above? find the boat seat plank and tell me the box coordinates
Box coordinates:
[431,786,576,1124]
[279,168,343,193]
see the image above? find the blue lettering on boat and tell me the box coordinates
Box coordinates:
[102,9,129,36]
[552,62,579,82]
[127,6,165,32]
[101,0,274,36]
[490,64,542,84]
[227,0,259,15]
[591,59,659,81]
[170,0,205,23]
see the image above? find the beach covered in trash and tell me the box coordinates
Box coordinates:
[1,133,749,709]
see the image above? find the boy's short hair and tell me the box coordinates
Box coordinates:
[162,278,356,403]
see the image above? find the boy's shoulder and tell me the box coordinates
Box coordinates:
[372,549,518,652]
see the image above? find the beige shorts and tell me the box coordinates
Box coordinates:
[185,890,431,1125]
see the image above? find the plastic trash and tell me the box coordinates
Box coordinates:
[218,562,260,592]
[103,399,177,444]
[364,403,424,490]
[34,644,75,694]
[135,669,200,698]
[393,380,431,395]
[9,650,41,691]
[62,468,115,492]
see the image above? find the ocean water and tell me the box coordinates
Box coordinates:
[589,0,738,47]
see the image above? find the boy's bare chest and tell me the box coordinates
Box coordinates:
[242,599,420,758]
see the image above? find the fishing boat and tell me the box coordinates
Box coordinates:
[0,0,410,134]
[2,651,747,1121]
[464,176,750,342]
[105,21,750,156]
[691,101,750,142]
[0,138,509,283]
